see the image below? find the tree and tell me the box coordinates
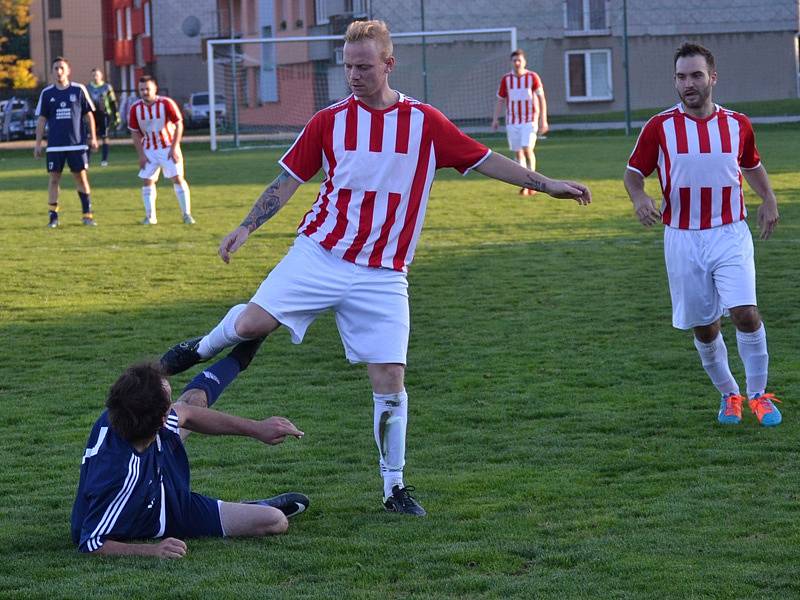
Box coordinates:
[0,0,37,89]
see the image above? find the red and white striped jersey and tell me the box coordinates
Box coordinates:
[627,104,761,230]
[497,70,542,125]
[128,96,182,150]
[280,93,491,272]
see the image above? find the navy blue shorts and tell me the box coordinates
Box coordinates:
[164,492,224,539]
[47,150,88,173]
[94,112,109,138]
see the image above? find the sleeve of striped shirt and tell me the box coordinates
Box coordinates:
[128,103,140,133]
[627,118,660,177]
[164,98,183,123]
[496,77,507,99]
[737,115,761,169]
[427,107,491,175]
[531,72,544,94]
[35,90,48,118]
[279,110,326,182]
[77,467,134,553]
[80,85,96,114]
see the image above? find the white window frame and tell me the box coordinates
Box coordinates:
[564,0,610,36]
[564,49,613,102]
[315,0,329,25]
[125,6,132,40]
[116,9,123,40]
[143,2,151,37]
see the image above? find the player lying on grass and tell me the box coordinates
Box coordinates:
[160,19,591,517]
[71,339,308,559]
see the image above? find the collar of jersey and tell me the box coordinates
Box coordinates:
[353,91,405,114]
[677,102,720,123]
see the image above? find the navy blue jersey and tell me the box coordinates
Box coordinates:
[35,83,95,152]
[70,408,193,552]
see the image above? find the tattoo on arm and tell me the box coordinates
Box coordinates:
[524,173,547,193]
[241,171,291,232]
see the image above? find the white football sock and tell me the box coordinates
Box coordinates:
[197,304,248,359]
[736,324,769,398]
[142,185,157,222]
[374,389,408,500]
[174,182,191,216]
[694,333,739,396]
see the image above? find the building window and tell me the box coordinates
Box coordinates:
[48,0,62,19]
[48,30,63,62]
[564,0,609,35]
[261,26,278,102]
[565,49,612,102]
[144,2,151,37]
[116,9,123,40]
[125,7,133,40]
[315,0,329,25]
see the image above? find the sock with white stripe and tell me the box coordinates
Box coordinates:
[174,182,191,216]
[142,185,157,222]
[181,356,241,407]
[374,389,408,500]
[736,324,769,398]
[694,333,739,396]
[197,304,248,359]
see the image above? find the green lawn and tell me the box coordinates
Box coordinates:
[1,127,799,599]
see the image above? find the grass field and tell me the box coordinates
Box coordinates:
[1,126,799,599]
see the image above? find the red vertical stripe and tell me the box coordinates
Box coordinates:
[679,187,691,229]
[717,112,731,153]
[721,186,733,224]
[343,191,376,262]
[738,173,745,220]
[320,188,352,250]
[658,127,672,226]
[369,192,401,268]
[300,117,337,236]
[696,120,711,153]
[395,104,410,154]
[700,187,712,229]
[159,130,169,148]
[345,102,357,151]
[369,112,384,152]
[393,124,433,270]
[674,114,689,154]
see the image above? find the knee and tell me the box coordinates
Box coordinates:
[178,388,208,408]
[370,363,405,394]
[258,512,288,536]
[235,315,267,339]
[730,305,761,331]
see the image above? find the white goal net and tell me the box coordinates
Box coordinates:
[206,27,517,151]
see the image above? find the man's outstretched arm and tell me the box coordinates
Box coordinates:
[93,538,187,559]
[171,402,304,445]
[474,152,591,204]
[218,169,302,263]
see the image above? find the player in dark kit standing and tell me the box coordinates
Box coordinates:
[87,68,120,167]
[34,56,99,227]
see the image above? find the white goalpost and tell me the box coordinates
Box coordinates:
[206,27,517,151]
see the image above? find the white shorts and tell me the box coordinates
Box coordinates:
[251,235,410,364]
[506,122,538,151]
[138,147,184,180]
[664,220,757,330]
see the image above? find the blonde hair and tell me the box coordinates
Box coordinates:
[344,20,393,60]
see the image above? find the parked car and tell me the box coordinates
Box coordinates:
[1,98,37,141]
[183,93,226,128]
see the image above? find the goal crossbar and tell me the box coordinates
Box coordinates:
[206,27,517,150]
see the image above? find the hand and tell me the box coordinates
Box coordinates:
[34,145,42,159]
[252,416,304,445]
[153,537,187,559]
[138,155,148,169]
[540,121,550,135]
[757,199,779,240]
[632,194,660,226]
[169,145,182,163]
[491,118,499,132]
[90,137,99,152]
[219,226,250,263]
[545,179,592,205]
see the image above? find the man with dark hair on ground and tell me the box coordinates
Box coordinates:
[624,42,782,426]
[34,56,99,228]
[71,339,308,558]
